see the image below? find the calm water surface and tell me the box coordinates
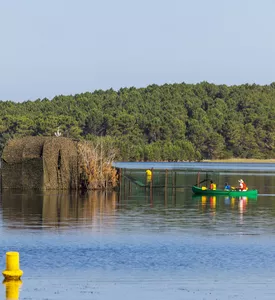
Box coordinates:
[1,162,275,299]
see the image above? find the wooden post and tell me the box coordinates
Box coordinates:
[119,168,122,188]
[150,168,153,206]
[174,171,177,205]
[118,168,122,204]
[123,169,126,201]
[165,169,168,206]
[172,171,176,206]
[129,177,131,195]
[150,168,153,189]
[197,172,200,186]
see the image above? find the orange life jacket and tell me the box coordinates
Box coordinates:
[240,182,247,191]
[210,183,216,190]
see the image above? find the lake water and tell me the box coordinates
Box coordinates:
[1,162,275,299]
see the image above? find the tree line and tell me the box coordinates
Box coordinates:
[1,81,275,161]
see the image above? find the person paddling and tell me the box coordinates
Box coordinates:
[238,179,248,191]
[210,180,216,190]
[224,182,231,190]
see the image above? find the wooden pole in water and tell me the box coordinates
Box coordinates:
[165,169,168,206]
[197,172,200,186]
[150,168,153,206]
[117,169,121,203]
[172,171,175,205]
[150,168,153,189]
[129,176,131,195]
[123,168,126,201]
[119,168,122,188]
[174,171,177,205]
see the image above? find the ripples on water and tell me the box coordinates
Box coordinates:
[1,165,275,299]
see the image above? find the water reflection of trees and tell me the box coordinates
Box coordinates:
[1,190,118,229]
[42,191,117,227]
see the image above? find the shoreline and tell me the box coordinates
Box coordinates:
[203,158,275,163]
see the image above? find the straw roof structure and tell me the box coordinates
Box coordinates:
[2,136,78,189]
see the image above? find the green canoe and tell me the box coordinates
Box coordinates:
[192,185,258,196]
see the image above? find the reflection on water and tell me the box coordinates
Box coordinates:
[0,185,274,238]
[0,184,273,235]
[3,280,22,300]
[194,195,257,225]
[1,169,275,299]
[194,195,256,212]
[1,190,117,230]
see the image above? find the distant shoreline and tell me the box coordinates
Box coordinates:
[203,159,275,163]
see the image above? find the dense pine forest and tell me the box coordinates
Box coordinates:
[1,81,275,161]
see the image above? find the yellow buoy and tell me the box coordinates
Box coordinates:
[3,279,22,300]
[2,252,23,280]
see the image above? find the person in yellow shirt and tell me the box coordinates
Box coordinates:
[146,169,152,184]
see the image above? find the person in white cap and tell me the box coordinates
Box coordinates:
[238,179,247,191]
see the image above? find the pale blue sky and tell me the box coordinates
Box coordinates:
[0,0,275,102]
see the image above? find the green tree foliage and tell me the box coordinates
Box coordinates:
[1,82,275,160]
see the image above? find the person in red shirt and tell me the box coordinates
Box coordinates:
[238,179,247,191]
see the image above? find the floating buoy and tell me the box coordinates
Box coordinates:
[2,252,23,280]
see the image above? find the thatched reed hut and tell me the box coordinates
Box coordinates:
[2,136,78,189]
